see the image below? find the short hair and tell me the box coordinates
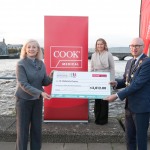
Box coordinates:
[95,38,108,52]
[20,39,43,60]
[131,37,144,46]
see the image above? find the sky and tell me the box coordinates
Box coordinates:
[0,0,141,48]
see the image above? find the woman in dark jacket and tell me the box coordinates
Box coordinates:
[15,39,52,150]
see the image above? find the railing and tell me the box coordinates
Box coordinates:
[0,77,16,79]
[88,52,132,60]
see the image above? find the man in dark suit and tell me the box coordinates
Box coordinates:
[105,37,150,150]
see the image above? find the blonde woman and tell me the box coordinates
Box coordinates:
[91,38,115,125]
[15,39,52,150]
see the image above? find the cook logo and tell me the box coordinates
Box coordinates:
[50,46,82,68]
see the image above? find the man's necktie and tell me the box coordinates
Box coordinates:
[125,59,137,109]
[128,58,137,83]
[130,59,136,72]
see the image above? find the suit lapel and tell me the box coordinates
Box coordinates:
[126,54,147,86]
[128,59,135,80]
[131,54,147,74]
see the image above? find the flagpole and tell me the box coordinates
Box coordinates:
[139,0,142,37]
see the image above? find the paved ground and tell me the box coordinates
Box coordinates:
[1,142,150,150]
[0,142,127,150]
[0,116,150,150]
[0,116,126,143]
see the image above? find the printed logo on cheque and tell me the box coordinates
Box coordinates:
[50,46,82,68]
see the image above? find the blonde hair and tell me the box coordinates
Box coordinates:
[20,39,43,60]
[95,38,108,52]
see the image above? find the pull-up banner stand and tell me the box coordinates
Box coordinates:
[44,16,88,122]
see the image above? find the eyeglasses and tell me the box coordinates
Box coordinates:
[129,45,143,48]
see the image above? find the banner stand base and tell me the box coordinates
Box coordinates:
[44,120,88,123]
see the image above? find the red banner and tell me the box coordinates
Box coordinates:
[140,0,150,55]
[44,16,88,122]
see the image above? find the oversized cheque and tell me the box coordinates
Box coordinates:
[51,71,111,99]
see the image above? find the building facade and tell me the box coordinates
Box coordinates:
[0,38,9,55]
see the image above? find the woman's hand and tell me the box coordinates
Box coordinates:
[49,70,55,79]
[41,92,51,99]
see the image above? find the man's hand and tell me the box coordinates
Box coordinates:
[104,94,118,102]
[109,81,117,87]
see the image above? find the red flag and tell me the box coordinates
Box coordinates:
[140,0,150,55]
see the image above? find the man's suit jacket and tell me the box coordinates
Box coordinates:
[116,54,150,113]
[15,57,52,100]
